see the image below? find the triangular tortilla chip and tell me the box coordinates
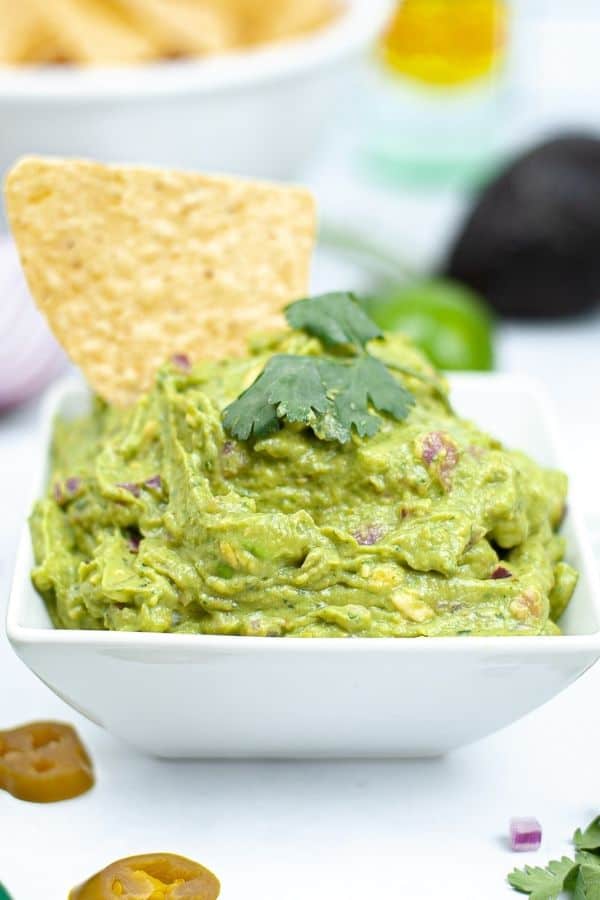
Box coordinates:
[27,0,157,65]
[5,157,316,406]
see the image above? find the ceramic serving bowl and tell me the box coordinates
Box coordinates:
[0,0,391,199]
[7,372,600,758]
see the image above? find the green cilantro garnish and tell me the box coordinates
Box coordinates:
[574,863,600,899]
[222,293,415,444]
[285,292,382,350]
[575,818,600,852]
[222,355,328,442]
[508,856,577,899]
[508,816,600,899]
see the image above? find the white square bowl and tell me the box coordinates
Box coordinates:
[6,373,600,758]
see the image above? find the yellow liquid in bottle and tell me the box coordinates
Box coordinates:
[380,0,508,87]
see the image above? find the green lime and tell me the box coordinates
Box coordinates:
[364,277,495,371]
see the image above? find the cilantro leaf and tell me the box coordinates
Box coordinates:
[312,358,380,443]
[574,864,600,900]
[285,293,382,351]
[222,355,328,441]
[264,356,330,424]
[223,354,414,444]
[223,293,414,443]
[576,853,600,868]
[508,856,578,899]
[575,818,600,852]
[356,356,415,421]
[314,356,414,443]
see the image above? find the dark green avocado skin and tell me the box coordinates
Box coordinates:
[445,134,600,319]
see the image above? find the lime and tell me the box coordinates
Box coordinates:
[364,277,494,370]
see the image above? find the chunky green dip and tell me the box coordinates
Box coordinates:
[31,330,577,637]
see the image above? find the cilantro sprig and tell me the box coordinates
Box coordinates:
[222,293,415,444]
[508,815,600,899]
[285,292,383,350]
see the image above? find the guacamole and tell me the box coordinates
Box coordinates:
[30,330,577,637]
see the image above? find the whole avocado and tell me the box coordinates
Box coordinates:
[445,134,600,318]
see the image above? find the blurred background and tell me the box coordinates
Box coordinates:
[0,0,599,542]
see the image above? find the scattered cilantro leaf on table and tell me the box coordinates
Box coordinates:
[577,853,600,867]
[574,864,600,900]
[575,819,600,852]
[508,816,600,899]
[508,856,577,899]
[223,294,415,444]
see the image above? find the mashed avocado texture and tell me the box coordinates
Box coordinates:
[30,330,577,637]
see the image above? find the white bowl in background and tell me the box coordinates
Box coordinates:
[7,372,600,758]
[0,0,391,197]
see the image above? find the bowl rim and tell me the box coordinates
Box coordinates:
[0,0,391,102]
[7,370,600,655]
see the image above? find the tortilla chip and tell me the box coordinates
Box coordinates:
[113,0,237,56]
[27,0,157,64]
[212,0,338,46]
[250,0,340,43]
[5,157,316,407]
[0,0,337,65]
[0,0,42,64]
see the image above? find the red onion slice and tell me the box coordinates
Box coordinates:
[0,237,68,411]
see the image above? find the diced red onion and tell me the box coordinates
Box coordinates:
[353,524,385,546]
[491,566,512,579]
[509,818,542,852]
[422,431,445,465]
[0,237,68,410]
[54,477,81,504]
[421,431,459,487]
[128,532,142,553]
[144,474,162,490]
[116,482,141,497]
[171,353,191,372]
[65,477,81,494]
